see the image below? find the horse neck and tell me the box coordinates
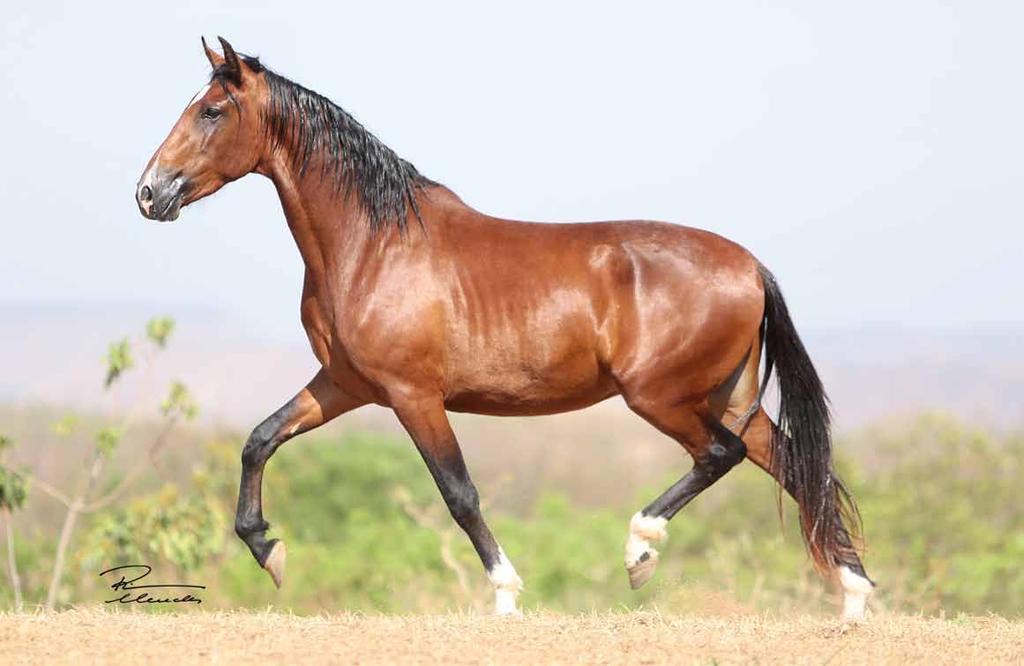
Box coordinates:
[263,157,383,289]
[261,153,472,298]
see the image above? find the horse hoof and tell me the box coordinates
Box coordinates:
[841,611,868,625]
[496,606,524,618]
[626,549,659,589]
[839,565,873,623]
[263,540,287,588]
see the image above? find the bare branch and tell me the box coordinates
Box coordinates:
[81,415,179,513]
[393,486,472,596]
[2,507,23,611]
[24,476,72,508]
[45,451,105,609]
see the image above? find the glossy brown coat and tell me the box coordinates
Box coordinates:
[136,38,870,619]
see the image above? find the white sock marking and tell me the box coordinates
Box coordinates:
[487,548,522,616]
[839,565,873,621]
[625,512,667,567]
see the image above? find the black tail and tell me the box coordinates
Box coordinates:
[758,264,862,574]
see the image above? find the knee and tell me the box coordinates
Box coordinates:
[241,422,277,467]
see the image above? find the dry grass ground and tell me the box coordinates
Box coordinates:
[1,609,1022,665]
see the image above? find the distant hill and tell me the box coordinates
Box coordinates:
[1,305,1021,431]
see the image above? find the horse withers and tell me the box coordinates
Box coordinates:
[136,37,874,620]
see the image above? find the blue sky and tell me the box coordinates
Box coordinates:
[2,1,1020,343]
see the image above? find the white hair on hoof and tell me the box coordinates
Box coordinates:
[624,512,667,589]
[839,565,873,622]
[488,548,523,616]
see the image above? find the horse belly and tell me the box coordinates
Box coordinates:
[444,347,616,416]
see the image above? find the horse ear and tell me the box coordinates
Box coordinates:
[217,36,243,86]
[202,36,224,70]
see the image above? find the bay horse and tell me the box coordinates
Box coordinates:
[136,38,873,620]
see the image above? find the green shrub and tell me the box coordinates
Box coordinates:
[10,414,1022,616]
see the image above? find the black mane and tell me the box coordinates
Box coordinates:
[214,56,433,232]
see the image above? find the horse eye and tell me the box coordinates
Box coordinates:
[201,107,222,120]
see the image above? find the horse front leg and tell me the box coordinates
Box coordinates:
[390,392,523,615]
[235,370,365,587]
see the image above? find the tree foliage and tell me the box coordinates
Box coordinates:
[145,317,175,349]
[0,315,205,610]
[0,467,28,513]
[0,436,27,513]
[103,338,134,389]
[83,481,226,573]
[161,381,199,421]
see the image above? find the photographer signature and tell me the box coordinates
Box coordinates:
[99,564,205,604]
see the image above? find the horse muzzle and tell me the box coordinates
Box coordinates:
[136,169,189,222]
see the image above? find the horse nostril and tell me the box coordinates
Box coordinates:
[139,185,152,202]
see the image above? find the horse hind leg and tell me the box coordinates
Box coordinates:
[619,343,759,588]
[621,397,747,589]
[718,341,874,621]
[742,407,874,621]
